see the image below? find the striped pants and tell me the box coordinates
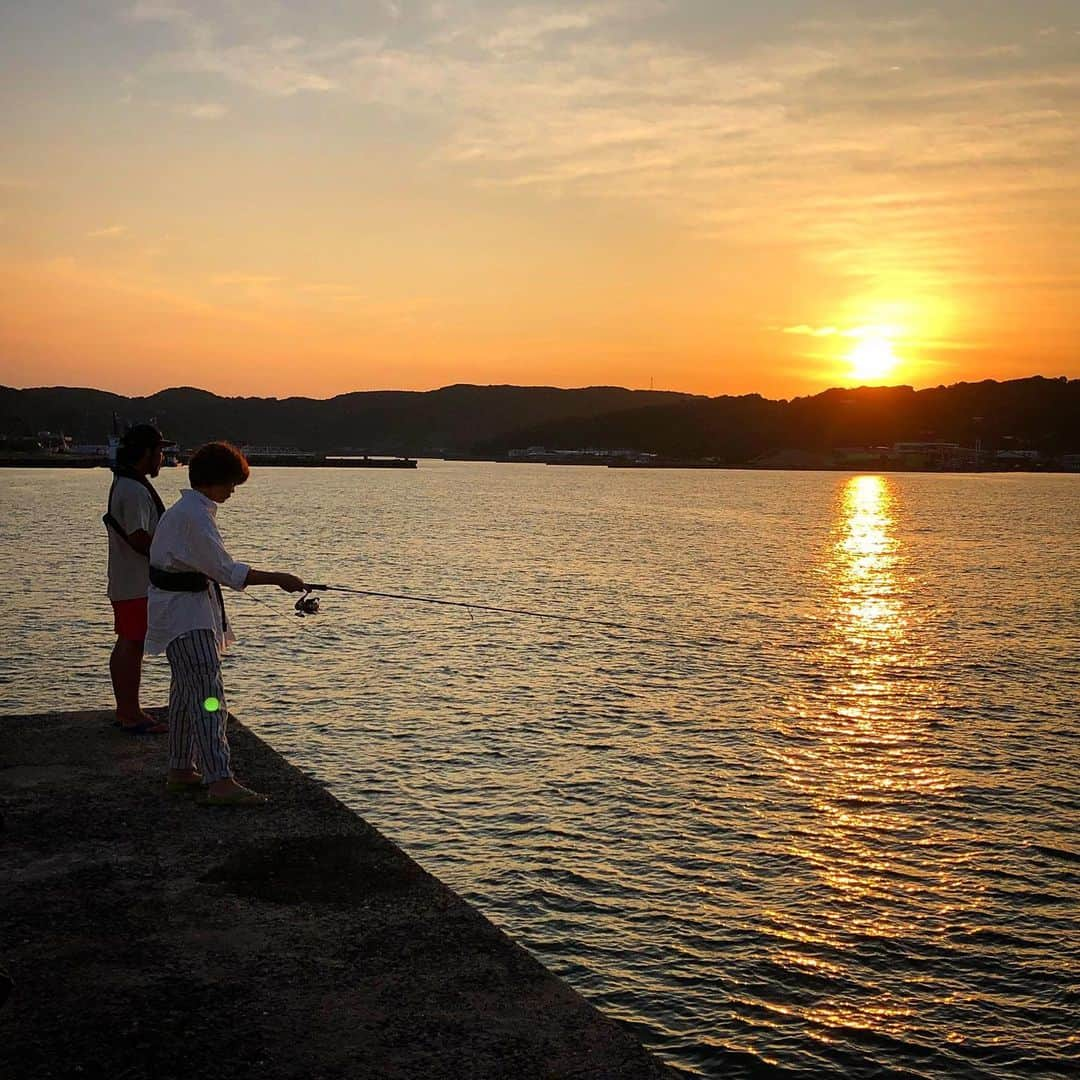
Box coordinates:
[166,630,232,783]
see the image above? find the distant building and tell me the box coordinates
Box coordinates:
[240,445,312,458]
[508,446,656,464]
[996,450,1040,461]
[833,446,891,465]
[892,441,976,469]
[892,441,961,454]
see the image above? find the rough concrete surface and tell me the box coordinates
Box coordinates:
[0,710,683,1080]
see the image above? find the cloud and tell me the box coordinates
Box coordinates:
[163,42,336,96]
[783,325,839,337]
[329,6,1078,233]
[116,1,1080,292]
[127,2,192,27]
[88,225,128,238]
[780,323,912,342]
[128,3,376,97]
[483,10,602,54]
[175,102,227,118]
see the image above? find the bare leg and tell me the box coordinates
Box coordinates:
[110,637,144,724]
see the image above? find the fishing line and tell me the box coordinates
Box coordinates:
[304,582,660,634]
[295,582,734,655]
[240,586,330,636]
[236,579,734,655]
[241,588,286,616]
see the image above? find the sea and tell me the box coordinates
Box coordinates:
[1,462,1077,1079]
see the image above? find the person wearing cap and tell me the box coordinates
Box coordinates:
[103,423,168,734]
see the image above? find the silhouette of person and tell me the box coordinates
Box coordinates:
[104,423,168,733]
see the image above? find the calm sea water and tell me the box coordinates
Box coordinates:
[2,463,1078,1078]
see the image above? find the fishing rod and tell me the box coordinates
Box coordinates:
[295,582,661,635]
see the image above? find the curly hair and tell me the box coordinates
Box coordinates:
[187,442,250,487]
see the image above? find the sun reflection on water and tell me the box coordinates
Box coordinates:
[830,474,911,668]
[770,474,966,1035]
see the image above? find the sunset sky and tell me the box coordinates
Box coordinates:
[1,1,1077,399]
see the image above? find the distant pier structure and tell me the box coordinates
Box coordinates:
[241,446,418,468]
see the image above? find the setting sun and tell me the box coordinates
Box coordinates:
[847,335,900,383]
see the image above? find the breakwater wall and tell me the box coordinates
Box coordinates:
[0,709,680,1079]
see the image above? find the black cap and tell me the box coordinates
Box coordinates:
[120,423,167,454]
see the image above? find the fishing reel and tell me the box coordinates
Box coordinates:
[294,589,321,618]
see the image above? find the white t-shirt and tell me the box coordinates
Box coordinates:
[106,476,160,601]
[145,489,250,655]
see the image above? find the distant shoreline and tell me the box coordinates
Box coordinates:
[1,453,1075,474]
[0,454,417,470]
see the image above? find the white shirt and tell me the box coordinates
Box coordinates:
[106,476,160,601]
[145,489,250,655]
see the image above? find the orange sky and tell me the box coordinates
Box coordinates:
[1,2,1077,399]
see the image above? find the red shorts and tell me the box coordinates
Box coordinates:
[112,597,148,641]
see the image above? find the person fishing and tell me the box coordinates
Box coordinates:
[145,441,306,806]
[104,423,169,734]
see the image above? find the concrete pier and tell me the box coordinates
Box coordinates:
[0,710,681,1080]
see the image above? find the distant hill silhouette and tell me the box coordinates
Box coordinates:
[478,377,1079,460]
[0,377,1075,460]
[0,384,697,455]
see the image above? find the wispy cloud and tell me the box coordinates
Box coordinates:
[117,1,1079,293]
[127,1,192,27]
[781,324,903,339]
[170,43,336,96]
[175,102,226,118]
[88,225,127,238]
[330,5,1078,270]
[783,325,839,337]
[129,3,355,96]
[482,9,604,54]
